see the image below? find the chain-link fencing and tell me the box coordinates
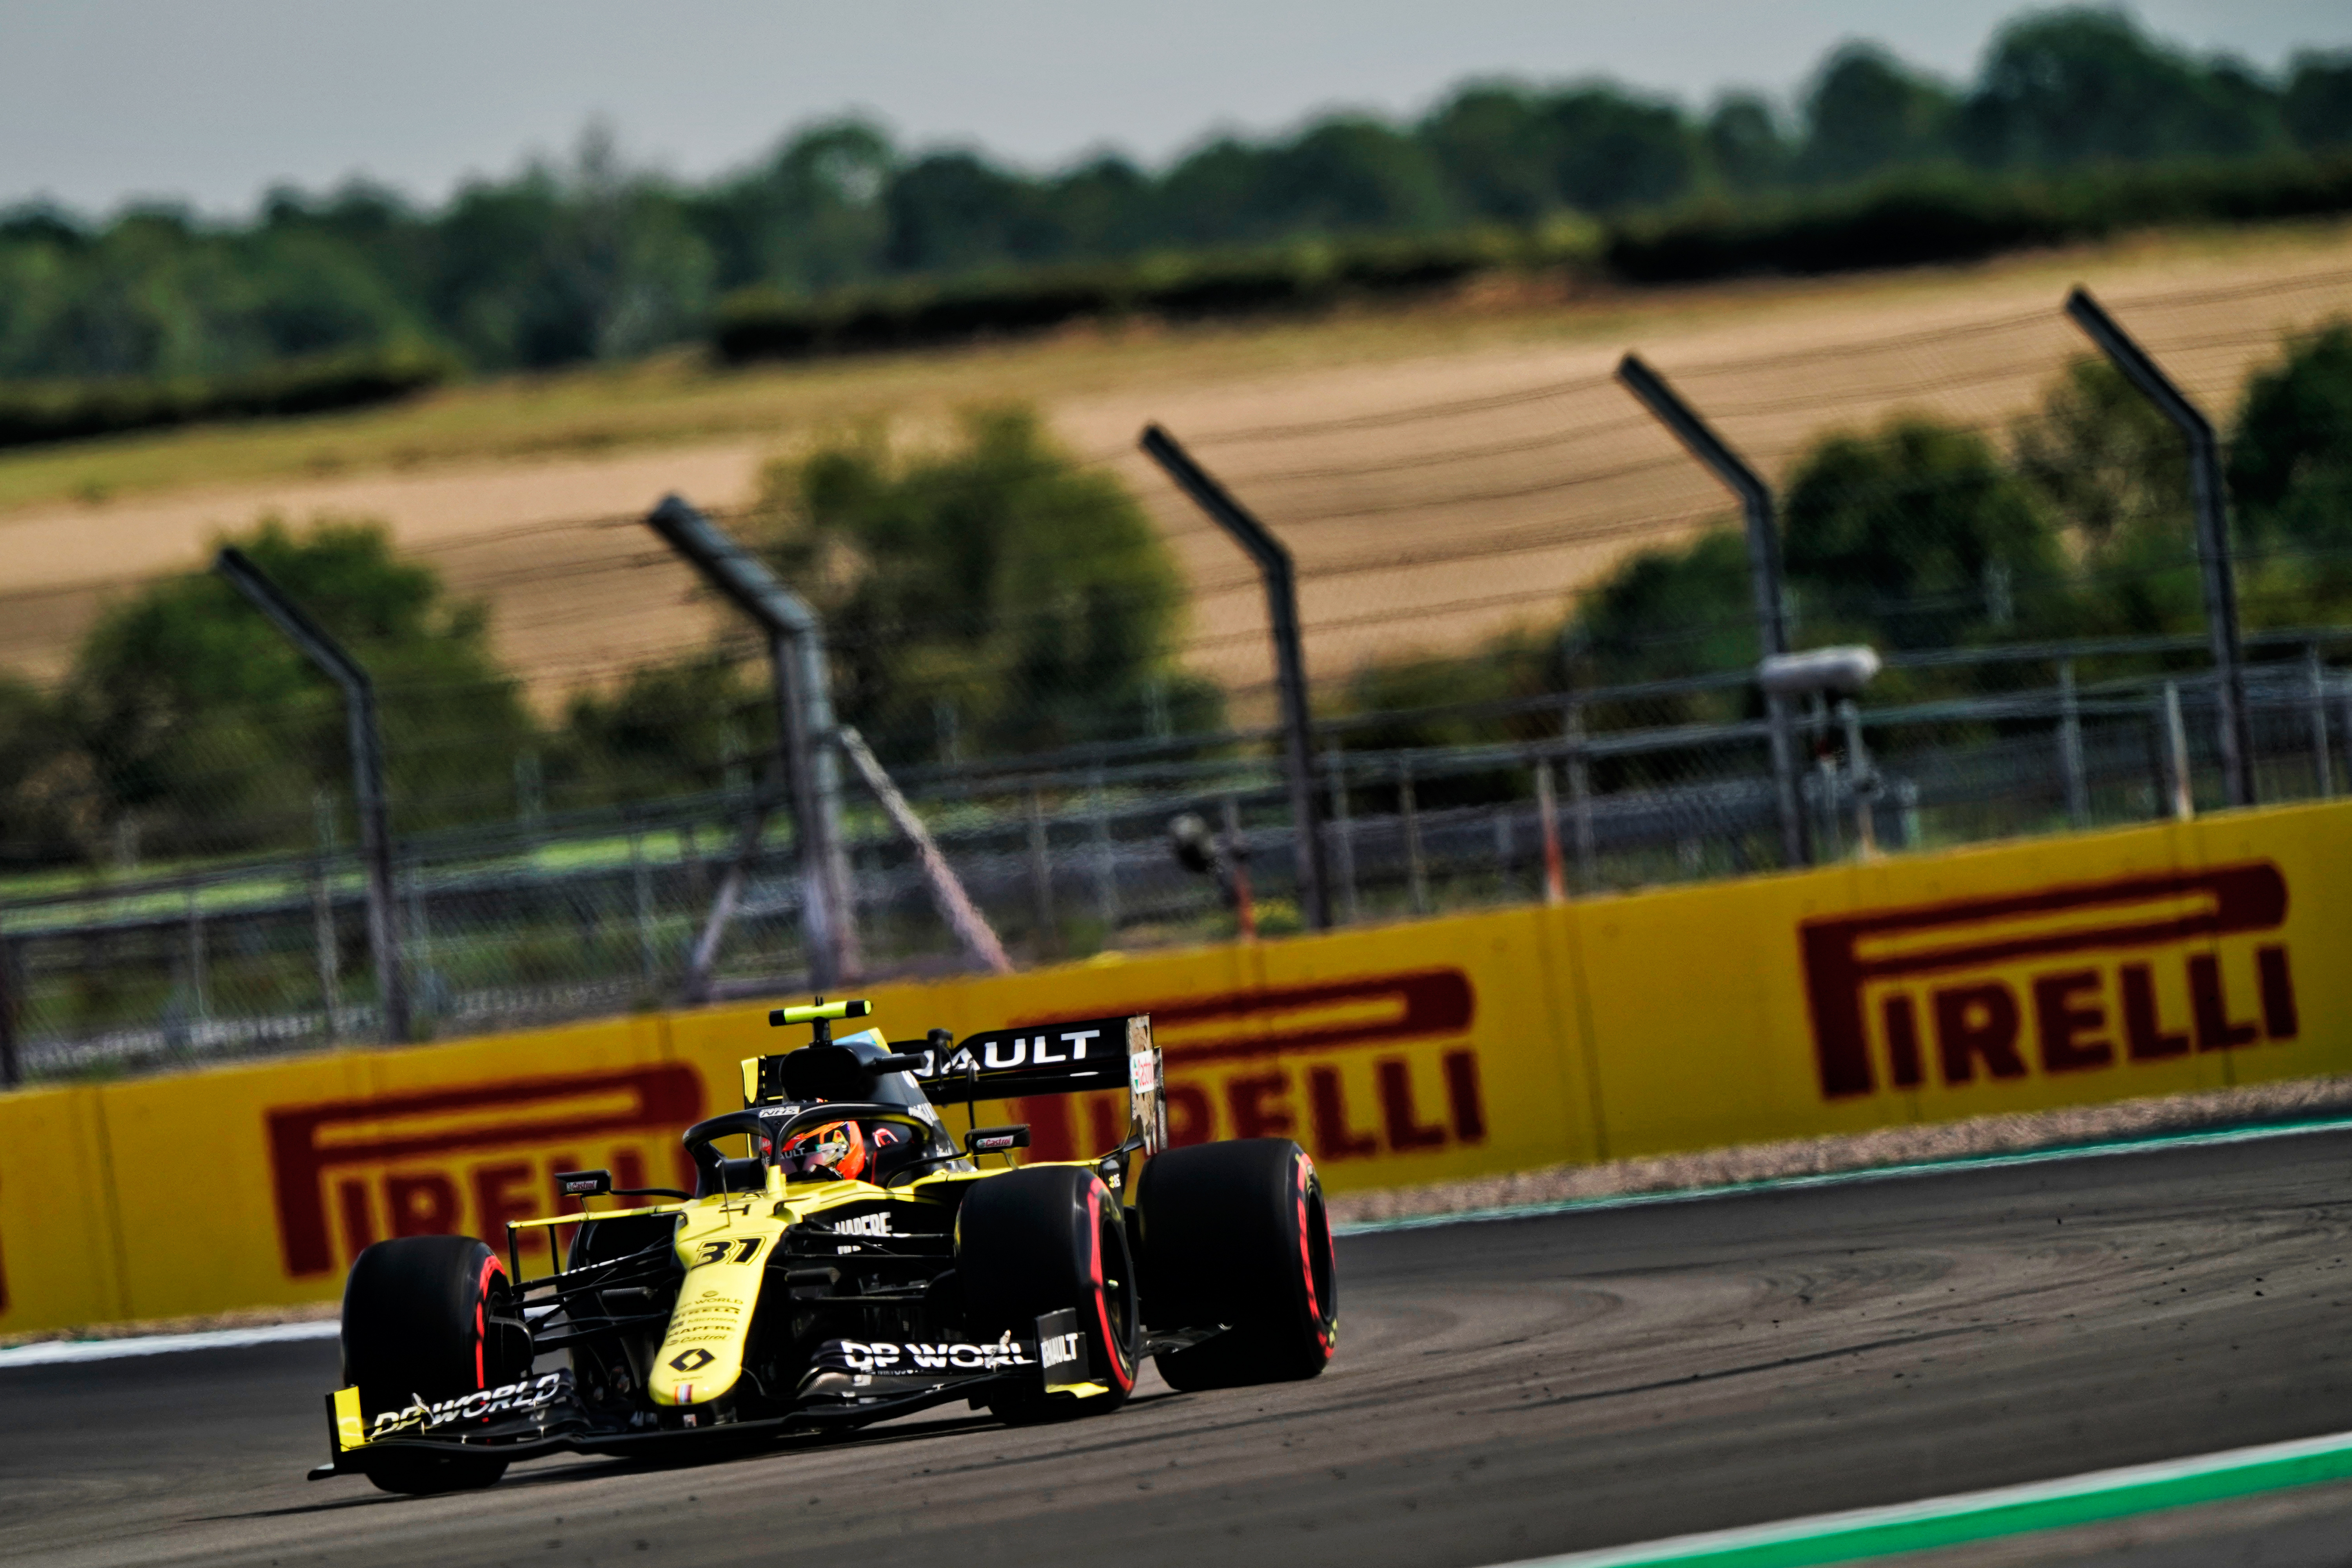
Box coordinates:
[2,264,2348,1082]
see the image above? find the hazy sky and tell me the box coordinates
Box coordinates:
[3,1,2345,218]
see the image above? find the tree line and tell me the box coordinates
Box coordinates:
[2,7,2348,387]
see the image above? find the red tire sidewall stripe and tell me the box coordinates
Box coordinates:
[474,1254,505,1389]
[1085,1183,1135,1392]
[1292,1153,1333,1353]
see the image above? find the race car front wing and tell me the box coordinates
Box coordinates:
[309,1314,1219,1480]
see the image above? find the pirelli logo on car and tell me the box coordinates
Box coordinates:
[1799,862,2299,1100]
[265,1066,704,1277]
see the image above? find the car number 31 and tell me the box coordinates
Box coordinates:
[694,1238,765,1266]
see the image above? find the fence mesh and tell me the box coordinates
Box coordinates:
[3,264,2349,1082]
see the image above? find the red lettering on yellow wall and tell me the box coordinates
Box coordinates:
[1883,995,1926,1087]
[2188,955,2260,1051]
[1801,864,2294,1098]
[1008,971,1487,1166]
[265,1065,703,1276]
[2259,947,2299,1039]
[1308,1067,1377,1160]
[2033,971,2112,1073]
[1935,983,2027,1083]
[471,1164,537,1234]
[1226,1073,1293,1139]
[387,1173,459,1237]
[1443,1050,1486,1143]
[1377,1059,1446,1150]
[2122,964,2189,1060]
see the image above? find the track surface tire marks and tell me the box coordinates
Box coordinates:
[6,1134,2352,1568]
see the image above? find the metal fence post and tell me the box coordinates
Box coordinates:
[1566,702,1596,888]
[1088,766,1119,936]
[1534,759,1567,906]
[2065,288,2252,809]
[186,886,209,1034]
[645,495,857,993]
[2308,646,2333,799]
[2058,660,2089,828]
[1615,353,1809,869]
[2162,681,2195,820]
[214,546,408,1045]
[310,789,341,1042]
[834,725,1013,976]
[1140,425,1330,931]
[408,867,434,1028]
[2341,687,2352,804]
[1025,789,1058,958]
[1400,761,1428,916]
[630,826,656,992]
[1327,742,1359,925]
[0,929,20,1087]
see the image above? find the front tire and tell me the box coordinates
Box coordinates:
[957,1165,1138,1421]
[341,1235,523,1494]
[1138,1138,1336,1390]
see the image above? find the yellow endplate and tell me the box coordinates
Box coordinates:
[332,1385,367,1451]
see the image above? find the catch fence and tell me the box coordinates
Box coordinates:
[2,262,2349,1082]
[5,627,2348,1083]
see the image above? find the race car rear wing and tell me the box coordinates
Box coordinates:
[915,1014,1166,1155]
[741,1005,1166,1156]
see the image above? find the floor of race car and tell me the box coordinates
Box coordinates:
[10,1128,2352,1568]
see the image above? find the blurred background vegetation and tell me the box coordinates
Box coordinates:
[0,410,1220,869]
[0,6,2348,428]
[5,311,2348,870]
[1339,318,2352,765]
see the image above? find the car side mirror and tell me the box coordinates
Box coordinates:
[554,1169,612,1197]
[964,1125,1031,1155]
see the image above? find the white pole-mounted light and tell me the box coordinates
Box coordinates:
[1757,645,1882,698]
[1757,645,1884,858]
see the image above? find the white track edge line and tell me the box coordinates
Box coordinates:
[0,1319,339,1368]
[1477,1425,2352,1567]
[1332,1112,2352,1237]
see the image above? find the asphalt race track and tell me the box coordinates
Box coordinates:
[10,1129,2352,1568]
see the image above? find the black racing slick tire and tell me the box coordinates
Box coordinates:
[341,1235,524,1494]
[1137,1138,1336,1390]
[956,1165,1138,1421]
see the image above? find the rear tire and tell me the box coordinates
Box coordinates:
[341,1235,522,1494]
[1138,1139,1336,1391]
[957,1166,1137,1421]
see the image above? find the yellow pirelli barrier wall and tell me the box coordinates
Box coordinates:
[4,799,2348,1336]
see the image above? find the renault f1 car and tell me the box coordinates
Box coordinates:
[311,1000,1338,1493]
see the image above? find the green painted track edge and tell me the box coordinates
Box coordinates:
[1494,1428,2352,1567]
[1332,1111,2352,1238]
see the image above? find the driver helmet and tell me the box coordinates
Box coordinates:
[779,1120,869,1181]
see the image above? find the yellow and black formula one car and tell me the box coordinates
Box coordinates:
[310,1000,1338,1493]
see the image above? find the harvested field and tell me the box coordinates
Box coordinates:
[2,223,2348,710]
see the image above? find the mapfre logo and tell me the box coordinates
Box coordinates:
[265,1065,703,1276]
[1800,863,2296,1100]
